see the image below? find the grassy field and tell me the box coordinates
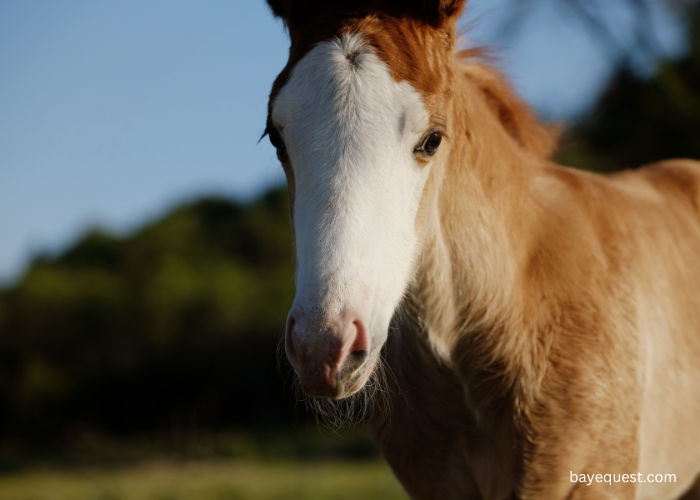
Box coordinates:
[0,459,409,500]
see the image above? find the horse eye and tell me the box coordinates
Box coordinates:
[417,132,442,156]
[267,126,286,156]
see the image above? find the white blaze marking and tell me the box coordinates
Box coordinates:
[272,33,433,357]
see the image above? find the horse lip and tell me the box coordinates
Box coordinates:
[341,354,380,398]
[350,358,378,392]
[298,355,340,398]
[301,351,378,400]
[301,381,341,399]
[333,349,367,395]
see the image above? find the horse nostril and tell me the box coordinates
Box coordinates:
[349,319,369,354]
[333,317,369,383]
[348,349,368,364]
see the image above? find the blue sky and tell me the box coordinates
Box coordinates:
[0,0,686,283]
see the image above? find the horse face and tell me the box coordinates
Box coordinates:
[268,34,442,399]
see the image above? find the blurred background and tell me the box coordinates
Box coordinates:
[0,0,699,498]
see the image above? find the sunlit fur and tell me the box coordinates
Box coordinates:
[266,1,700,499]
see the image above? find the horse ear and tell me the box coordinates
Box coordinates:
[266,0,292,21]
[421,0,467,25]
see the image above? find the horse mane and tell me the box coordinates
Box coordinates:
[458,48,561,160]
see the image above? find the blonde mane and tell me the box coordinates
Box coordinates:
[458,48,560,160]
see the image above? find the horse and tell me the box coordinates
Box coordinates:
[262,1,700,498]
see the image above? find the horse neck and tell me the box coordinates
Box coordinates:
[409,59,550,392]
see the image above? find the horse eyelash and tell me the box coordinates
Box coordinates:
[258,126,270,144]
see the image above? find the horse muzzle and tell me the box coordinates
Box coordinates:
[285,308,371,399]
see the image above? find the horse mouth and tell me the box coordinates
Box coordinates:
[298,350,379,400]
[350,356,379,393]
[333,353,379,399]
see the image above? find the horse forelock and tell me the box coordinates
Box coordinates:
[266,10,457,116]
[266,0,468,30]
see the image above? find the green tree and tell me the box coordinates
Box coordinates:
[0,188,297,441]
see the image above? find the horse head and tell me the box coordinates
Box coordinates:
[264,0,467,399]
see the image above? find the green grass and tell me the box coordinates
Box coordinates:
[0,460,409,500]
